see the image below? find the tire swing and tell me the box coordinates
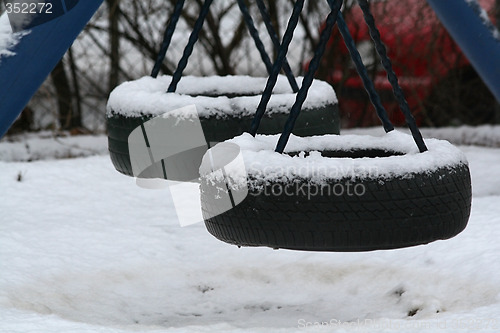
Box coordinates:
[200,0,472,251]
[106,0,339,178]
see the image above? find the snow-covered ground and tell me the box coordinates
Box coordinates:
[0,131,108,162]
[1,128,499,332]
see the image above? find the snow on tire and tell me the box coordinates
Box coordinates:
[106,75,339,177]
[200,131,472,251]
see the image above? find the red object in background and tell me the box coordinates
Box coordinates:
[318,0,496,128]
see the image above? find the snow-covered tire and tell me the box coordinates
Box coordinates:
[200,132,472,251]
[107,75,339,177]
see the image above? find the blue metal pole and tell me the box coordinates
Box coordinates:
[426,0,500,103]
[0,0,104,138]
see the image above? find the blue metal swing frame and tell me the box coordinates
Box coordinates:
[0,0,104,137]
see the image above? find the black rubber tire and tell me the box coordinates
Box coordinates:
[200,153,472,252]
[108,103,339,177]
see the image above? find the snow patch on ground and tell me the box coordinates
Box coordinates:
[0,132,108,162]
[343,125,500,148]
[0,128,500,332]
[2,126,498,163]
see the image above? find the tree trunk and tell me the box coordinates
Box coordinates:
[51,59,81,130]
[107,0,121,94]
[266,0,280,59]
[68,47,83,126]
[496,0,500,123]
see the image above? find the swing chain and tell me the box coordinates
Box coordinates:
[237,0,274,75]
[275,0,343,153]
[151,0,185,78]
[335,9,394,133]
[151,0,427,153]
[249,0,305,136]
[358,0,427,152]
[255,0,299,92]
[167,0,213,93]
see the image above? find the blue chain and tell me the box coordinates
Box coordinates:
[336,10,394,133]
[237,0,274,75]
[168,0,213,93]
[275,0,343,153]
[255,0,299,92]
[249,0,305,136]
[358,0,427,152]
[151,0,185,78]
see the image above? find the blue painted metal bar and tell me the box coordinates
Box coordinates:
[426,0,500,102]
[0,0,104,138]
